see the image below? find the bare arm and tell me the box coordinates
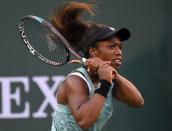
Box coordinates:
[65,63,114,129]
[85,57,144,107]
[66,75,106,129]
[113,74,144,107]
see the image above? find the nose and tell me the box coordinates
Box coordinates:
[114,47,122,56]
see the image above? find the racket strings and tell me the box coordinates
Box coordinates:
[23,18,69,64]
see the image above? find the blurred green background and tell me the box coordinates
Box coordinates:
[0,0,171,131]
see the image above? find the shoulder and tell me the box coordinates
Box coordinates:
[64,74,89,95]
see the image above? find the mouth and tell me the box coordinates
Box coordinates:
[112,59,122,67]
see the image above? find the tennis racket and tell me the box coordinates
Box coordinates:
[18,15,86,66]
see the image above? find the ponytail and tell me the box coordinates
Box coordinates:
[49,2,96,49]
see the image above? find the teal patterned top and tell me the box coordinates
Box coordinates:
[51,67,114,131]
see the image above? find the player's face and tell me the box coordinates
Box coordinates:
[94,36,122,69]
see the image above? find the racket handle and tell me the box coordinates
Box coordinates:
[68,58,87,64]
[81,58,87,64]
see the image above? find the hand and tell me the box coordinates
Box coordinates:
[85,57,111,75]
[97,63,117,83]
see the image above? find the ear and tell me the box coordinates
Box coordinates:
[89,48,98,57]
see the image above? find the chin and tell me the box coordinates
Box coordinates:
[115,65,120,70]
[115,66,120,70]
[110,62,121,69]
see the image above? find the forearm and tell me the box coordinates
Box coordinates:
[114,74,144,107]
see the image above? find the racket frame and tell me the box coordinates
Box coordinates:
[19,15,86,66]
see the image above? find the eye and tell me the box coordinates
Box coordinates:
[107,44,115,49]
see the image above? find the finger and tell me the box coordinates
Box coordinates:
[85,59,94,66]
[104,61,111,64]
[85,59,95,73]
[112,70,116,78]
[89,59,100,73]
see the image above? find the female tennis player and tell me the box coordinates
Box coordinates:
[50,2,144,131]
